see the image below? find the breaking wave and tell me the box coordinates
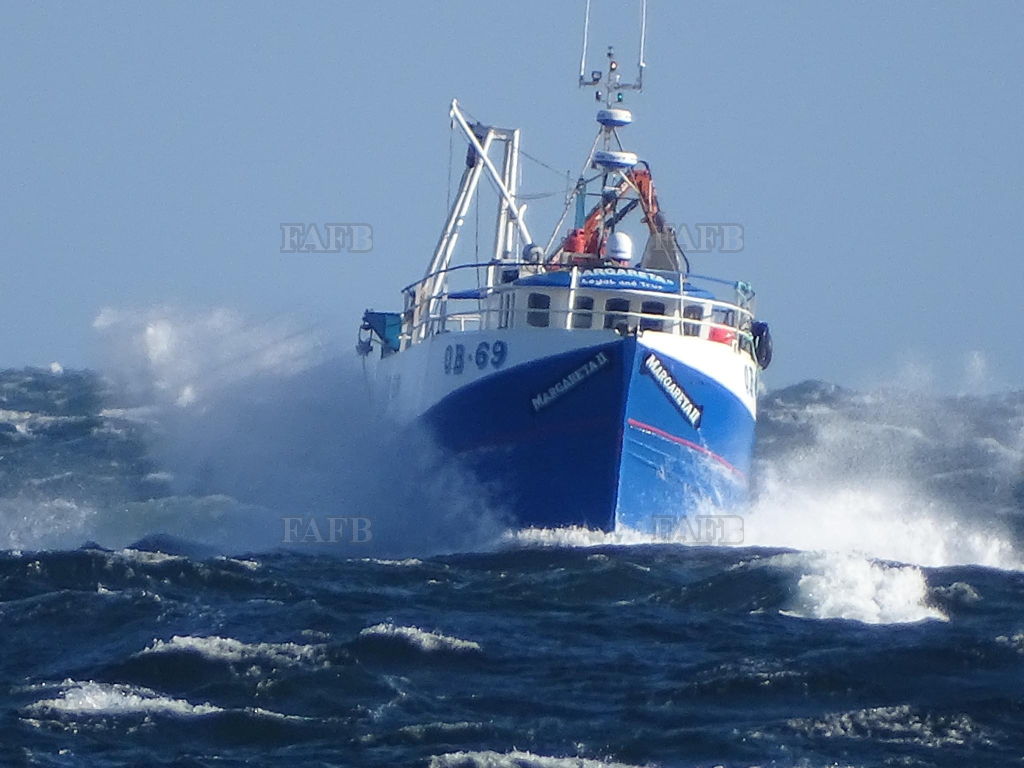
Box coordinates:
[138,635,325,666]
[25,680,223,718]
[2,309,1022,577]
[745,381,1024,571]
[512,381,1024,577]
[428,751,647,768]
[775,552,946,624]
[1,307,508,557]
[357,623,483,654]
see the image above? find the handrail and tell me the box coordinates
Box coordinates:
[400,261,757,357]
[405,290,751,330]
[401,260,539,296]
[401,302,756,359]
[686,272,741,287]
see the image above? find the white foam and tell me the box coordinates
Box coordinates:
[117,548,187,565]
[748,386,1024,571]
[26,472,75,487]
[0,497,98,551]
[364,720,489,745]
[26,681,222,717]
[216,556,261,570]
[139,635,324,665]
[98,405,162,424]
[995,633,1024,653]
[745,476,1023,571]
[359,623,481,653]
[0,409,60,436]
[92,306,329,408]
[779,552,946,624]
[506,525,663,549]
[787,704,988,748]
[359,558,425,567]
[931,581,981,604]
[428,751,646,768]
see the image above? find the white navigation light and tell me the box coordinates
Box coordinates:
[596,108,632,128]
[594,149,638,172]
[607,231,634,264]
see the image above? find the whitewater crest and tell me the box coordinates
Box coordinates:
[747,380,1024,571]
[25,680,222,718]
[786,704,993,748]
[21,679,307,727]
[138,635,325,666]
[2,331,1021,563]
[428,751,647,768]
[358,623,482,654]
[776,552,947,624]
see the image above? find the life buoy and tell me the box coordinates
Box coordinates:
[708,327,736,345]
[752,321,773,369]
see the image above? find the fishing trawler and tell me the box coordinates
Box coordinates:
[357,1,772,534]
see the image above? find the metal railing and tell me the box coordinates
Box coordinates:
[408,304,752,354]
[400,262,756,358]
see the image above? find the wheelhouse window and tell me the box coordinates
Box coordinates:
[527,292,551,327]
[603,298,631,330]
[498,292,515,329]
[572,295,594,329]
[713,307,736,327]
[682,303,704,336]
[709,307,737,344]
[640,300,666,332]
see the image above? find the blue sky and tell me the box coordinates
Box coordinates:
[3,1,1022,389]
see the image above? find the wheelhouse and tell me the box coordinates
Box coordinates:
[394,261,759,364]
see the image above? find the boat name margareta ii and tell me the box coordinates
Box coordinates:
[642,353,703,429]
[531,351,611,413]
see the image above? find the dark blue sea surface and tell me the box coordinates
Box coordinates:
[2,366,1023,767]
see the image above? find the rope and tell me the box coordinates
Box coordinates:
[520,149,569,181]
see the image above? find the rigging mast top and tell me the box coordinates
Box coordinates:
[577,0,647,106]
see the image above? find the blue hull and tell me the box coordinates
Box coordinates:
[421,337,754,533]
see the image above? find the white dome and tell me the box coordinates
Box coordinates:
[594,150,638,171]
[607,232,634,263]
[596,108,633,128]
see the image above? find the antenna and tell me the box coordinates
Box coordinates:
[577,0,648,102]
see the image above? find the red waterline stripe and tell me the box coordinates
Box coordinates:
[626,417,745,478]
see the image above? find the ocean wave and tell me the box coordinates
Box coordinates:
[25,680,222,718]
[786,704,992,748]
[777,552,946,624]
[357,557,425,567]
[994,633,1024,653]
[362,720,494,747]
[750,381,1024,571]
[428,751,647,768]
[138,635,325,666]
[504,525,672,549]
[0,497,99,552]
[743,478,1023,571]
[116,547,188,565]
[358,623,482,654]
